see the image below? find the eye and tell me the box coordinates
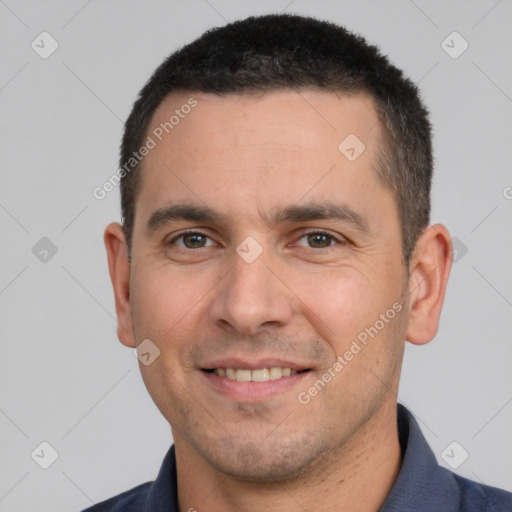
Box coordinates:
[166,229,344,252]
[168,230,216,249]
[294,231,343,249]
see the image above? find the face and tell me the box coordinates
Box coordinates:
[126,89,410,481]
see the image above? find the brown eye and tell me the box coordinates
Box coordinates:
[182,233,207,248]
[294,231,341,249]
[169,231,215,249]
[306,232,334,248]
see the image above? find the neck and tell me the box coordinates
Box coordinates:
[175,402,402,512]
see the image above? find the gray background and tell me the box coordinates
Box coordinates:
[1,0,511,510]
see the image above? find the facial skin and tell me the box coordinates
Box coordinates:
[105,89,452,511]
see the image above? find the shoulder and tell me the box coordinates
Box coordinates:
[451,471,512,512]
[79,445,177,512]
[387,405,512,512]
[80,482,152,511]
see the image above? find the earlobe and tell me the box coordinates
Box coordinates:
[405,224,452,346]
[104,222,136,348]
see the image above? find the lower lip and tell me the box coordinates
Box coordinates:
[201,370,310,401]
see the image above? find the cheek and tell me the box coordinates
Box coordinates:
[131,269,207,419]
[295,265,406,386]
[130,266,207,343]
[295,269,384,348]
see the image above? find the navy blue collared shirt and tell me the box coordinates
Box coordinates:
[82,404,512,511]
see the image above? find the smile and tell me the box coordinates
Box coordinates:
[205,367,309,382]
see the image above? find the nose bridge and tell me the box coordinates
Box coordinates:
[211,244,293,335]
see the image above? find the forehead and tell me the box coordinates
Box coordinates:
[135,89,392,231]
[148,88,380,155]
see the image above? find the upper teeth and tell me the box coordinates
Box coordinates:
[214,367,298,382]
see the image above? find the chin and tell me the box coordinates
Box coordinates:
[199,436,330,484]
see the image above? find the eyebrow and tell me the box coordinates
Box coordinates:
[146,201,370,235]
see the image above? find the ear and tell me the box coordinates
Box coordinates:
[104,222,136,348]
[406,224,452,345]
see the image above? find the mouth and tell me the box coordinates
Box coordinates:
[202,367,310,382]
[200,360,312,401]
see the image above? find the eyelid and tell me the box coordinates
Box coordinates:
[292,229,346,248]
[166,228,218,248]
[165,228,346,250]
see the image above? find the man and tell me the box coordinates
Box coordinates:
[85,13,512,512]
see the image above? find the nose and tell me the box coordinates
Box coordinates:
[209,247,294,336]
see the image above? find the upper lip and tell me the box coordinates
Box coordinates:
[200,357,311,371]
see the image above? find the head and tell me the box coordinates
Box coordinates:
[105,14,451,483]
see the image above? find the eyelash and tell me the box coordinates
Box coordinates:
[166,229,345,251]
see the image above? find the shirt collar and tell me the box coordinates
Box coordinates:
[143,444,178,511]
[380,403,460,511]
